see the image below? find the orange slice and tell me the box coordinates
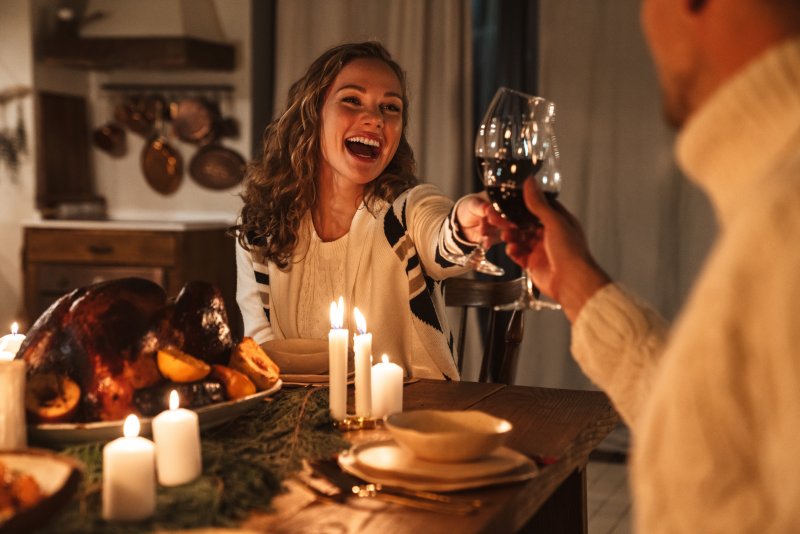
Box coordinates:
[211,364,256,400]
[157,346,211,383]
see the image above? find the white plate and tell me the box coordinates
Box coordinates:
[0,449,82,533]
[338,444,538,492]
[281,372,355,387]
[27,379,282,445]
[351,439,528,481]
[263,338,328,374]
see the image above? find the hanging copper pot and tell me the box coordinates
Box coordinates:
[141,102,183,195]
[92,122,126,157]
[170,97,221,145]
[115,95,163,138]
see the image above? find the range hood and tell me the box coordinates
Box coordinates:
[40,0,235,71]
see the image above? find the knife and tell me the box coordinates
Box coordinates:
[308,459,480,515]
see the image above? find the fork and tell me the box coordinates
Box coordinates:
[305,460,481,515]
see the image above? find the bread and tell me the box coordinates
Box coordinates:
[228,337,280,391]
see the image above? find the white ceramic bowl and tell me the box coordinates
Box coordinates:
[385,409,513,463]
[261,338,328,375]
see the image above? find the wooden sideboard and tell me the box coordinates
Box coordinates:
[22,220,241,337]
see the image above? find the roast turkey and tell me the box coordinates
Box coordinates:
[16,277,235,422]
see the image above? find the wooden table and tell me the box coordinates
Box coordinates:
[248,379,619,534]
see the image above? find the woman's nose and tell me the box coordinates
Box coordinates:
[361,107,384,128]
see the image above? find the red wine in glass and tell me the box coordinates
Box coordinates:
[481,157,558,229]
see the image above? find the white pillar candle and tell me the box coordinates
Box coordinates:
[353,307,372,418]
[102,415,156,521]
[152,390,202,486]
[371,354,404,419]
[0,322,25,358]
[328,297,348,420]
[0,360,27,450]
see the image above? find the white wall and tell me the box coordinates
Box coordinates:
[0,0,37,329]
[0,0,251,329]
[87,0,251,221]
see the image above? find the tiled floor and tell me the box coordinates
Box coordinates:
[587,422,632,534]
[587,459,632,534]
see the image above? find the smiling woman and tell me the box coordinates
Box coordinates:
[232,41,505,379]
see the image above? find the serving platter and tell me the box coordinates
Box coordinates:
[0,449,82,533]
[27,379,282,445]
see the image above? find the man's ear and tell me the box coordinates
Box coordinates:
[688,0,707,13]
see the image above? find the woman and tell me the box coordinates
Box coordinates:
[234,41,496,379]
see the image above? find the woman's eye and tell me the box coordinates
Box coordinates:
[342,96,361,105]
[382,103,401,113]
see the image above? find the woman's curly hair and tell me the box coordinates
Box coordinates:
[234,41,418,269]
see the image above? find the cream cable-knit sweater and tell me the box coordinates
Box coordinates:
[571,37,800,532]
[236,184,475,379]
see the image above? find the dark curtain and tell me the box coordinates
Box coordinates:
[472,0,539,381]
[251,0,277,159]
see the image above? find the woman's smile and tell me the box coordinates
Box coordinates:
[345,135,382,160]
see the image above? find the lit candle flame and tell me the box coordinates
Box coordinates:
[169,390,180,410]
[382,354,389,364]
[330,297,344,329]
[123,414,140,438]
[10,322,18,335]
[354,307,366,335]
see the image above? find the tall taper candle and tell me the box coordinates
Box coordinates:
[328,297,348,420]
[353,307,372,418]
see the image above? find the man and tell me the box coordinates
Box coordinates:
[501,0,800,531]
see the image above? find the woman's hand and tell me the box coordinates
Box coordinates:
[501,178,612,323]
[455,193,506,248]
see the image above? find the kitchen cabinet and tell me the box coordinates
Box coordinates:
[22,220,241,337]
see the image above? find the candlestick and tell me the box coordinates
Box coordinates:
[0,360,26,450]
[0,322,25,358]
[152,390,202,486]
[328,297,348,420]
[353,307,372,418]
[371,354,403,419]
[102,415,156,521]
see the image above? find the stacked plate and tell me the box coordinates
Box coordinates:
[337,410,538,492]
[263,338,355,387]
[338,440,537,492]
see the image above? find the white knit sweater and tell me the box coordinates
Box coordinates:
[571,37,800,533]
[236,184,476,379]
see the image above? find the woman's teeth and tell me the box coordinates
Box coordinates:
[345,137,381,159]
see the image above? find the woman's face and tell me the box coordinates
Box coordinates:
[318,58,404,191]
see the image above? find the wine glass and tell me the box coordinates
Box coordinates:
[476,87,562,311]
[438,104,511,277]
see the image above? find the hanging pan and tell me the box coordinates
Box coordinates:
[188,142,246,190]
[93,97,126,157]
[115,95,162,138]
[170,97,220,145]
[141,101,183,195]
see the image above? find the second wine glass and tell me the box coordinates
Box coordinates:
[476,87,562,311]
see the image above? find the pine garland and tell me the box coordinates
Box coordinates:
[42,387,348,533]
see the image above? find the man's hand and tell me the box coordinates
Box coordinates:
[501,178,612,322]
